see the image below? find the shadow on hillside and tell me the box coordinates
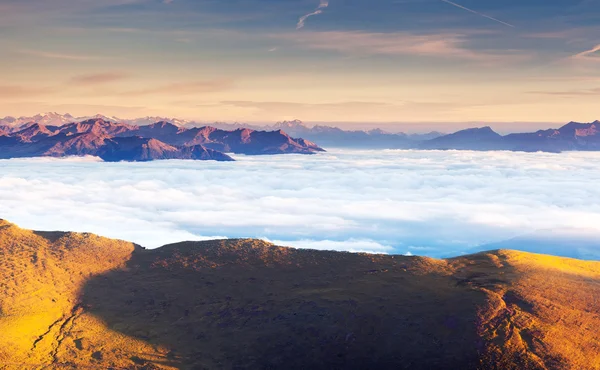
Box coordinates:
[79,242,489,370]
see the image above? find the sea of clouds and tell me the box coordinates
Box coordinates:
[1,149,600,259]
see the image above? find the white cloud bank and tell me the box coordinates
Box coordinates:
[2,149,600,258]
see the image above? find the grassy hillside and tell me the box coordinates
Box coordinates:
[1,220,599,369]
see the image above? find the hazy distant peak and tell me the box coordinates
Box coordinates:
[131,116,191,127]
[452,126,501,137]
[0,113,197,129]
[83,114,118,122]
[468,126,495,132]
[366,128,392,135]
[273,119,306,128]
[11,112,78,127]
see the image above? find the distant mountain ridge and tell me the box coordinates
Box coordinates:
[0,112,191,128]
[4,113,600,152]
[210,119,445,149]
[422,121,600,152]
[0,118,324,162]
[0,114,444,149]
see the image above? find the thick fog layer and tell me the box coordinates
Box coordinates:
[2,150,600,259]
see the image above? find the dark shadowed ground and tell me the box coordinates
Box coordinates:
[3,221,600,369]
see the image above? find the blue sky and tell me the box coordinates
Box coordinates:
[0,0,599,127]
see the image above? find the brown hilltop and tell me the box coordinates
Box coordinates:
[1,221,600,369]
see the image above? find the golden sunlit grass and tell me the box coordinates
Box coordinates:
[1,220,599,369]
[0,220,176,369]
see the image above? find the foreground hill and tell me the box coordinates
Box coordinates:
[1,221,600,369]
[0,119,324,161]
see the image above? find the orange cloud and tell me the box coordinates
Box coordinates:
[0,85,54,99]
[120,80,234,96]
[271,31,528,63]
[529,88,600,97]
[71,72,130,86]
[221,100,396,111]
[18,49,102,61]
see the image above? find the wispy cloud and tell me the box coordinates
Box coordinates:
[524,29,589,39]
[440,0,515,28]
[572,44,600,61]
[18,49,101,61]
[120,80,233,97]
[0,85,53,99]
[530,87,600,97]
[217,100,470,121]
[221,100,396,110]
[297,0,329,30]
[272,31,528,63]
[71,72,130,86]
[102,27,144,34]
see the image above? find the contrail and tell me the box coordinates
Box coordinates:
[440,0,515,28]
[297,0,329,30]
[574,44,600,58]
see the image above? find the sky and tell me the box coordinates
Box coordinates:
[2,150,600,259]
[0,0,599,129]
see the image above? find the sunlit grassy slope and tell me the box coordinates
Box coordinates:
[1,219,599,369]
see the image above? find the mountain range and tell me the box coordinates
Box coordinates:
[231,119,600,153]
[5,113,600,153]
[0,114,443,150]
[0,113,192,129]
[0,118,324,162]
[1,219,599,369]
[208,119,446,149]
[421,122,600,152]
